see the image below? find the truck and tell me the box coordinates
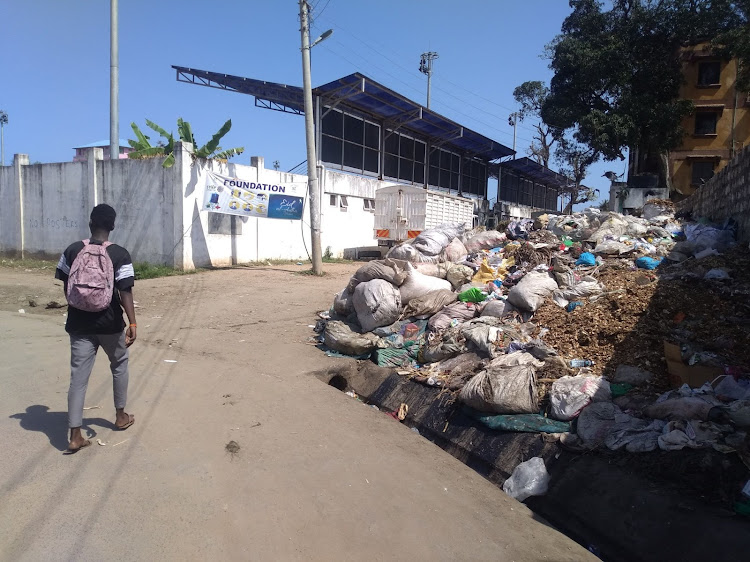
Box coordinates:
[373,185,475,245]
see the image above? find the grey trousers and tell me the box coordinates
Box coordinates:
[68,332,129,428]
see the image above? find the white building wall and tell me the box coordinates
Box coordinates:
[0,144,431,267]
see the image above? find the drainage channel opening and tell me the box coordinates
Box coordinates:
[328,374,348,391]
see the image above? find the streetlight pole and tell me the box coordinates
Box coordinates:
[299,0,327,275]
[419,52,439,109]
[0,111,7,166]
[508,112,518,155]
[110,0,119,161]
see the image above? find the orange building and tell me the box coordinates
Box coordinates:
[670,42,750,197]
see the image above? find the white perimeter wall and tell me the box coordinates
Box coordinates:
[0,143,402,268]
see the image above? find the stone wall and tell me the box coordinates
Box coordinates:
[678,145,750,242]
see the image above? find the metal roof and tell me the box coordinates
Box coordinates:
[314,73,514,160]
[173,66,304,114]
[499,157,569,188]
[73,139,130,149]
[171,66,514,161]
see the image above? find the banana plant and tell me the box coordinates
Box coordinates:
[128,118,244,168]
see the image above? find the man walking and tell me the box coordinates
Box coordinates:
[55,204,137,453]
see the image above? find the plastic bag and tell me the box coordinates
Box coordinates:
[352,279,402,333]
[332,289,354,316]
[458,287,486,303]
[386,243,440,264]
[472,260,498,284]
[593,239,633,255]
[413,262,452,278]
[428,302,479,331]
[643,397,716,421]
[460,319,503,358]
[704,268,730,280]
[446,264,474,290]
[575,252,596,266]
[481,299,517,319]
[551,279,604,308]
[324,321,380,356]
[468,410,570,434]
[413,226,454,256]
[459,364,538,414]
[635,256,662,270]
[399,268,452,305]
[400,289,457,319]
[507,271,558,312]
[549,375,612,421]
[684,223,735,252]
[443,237,468,263]
[502,457,550,501]
[464,230,508,253]
[347,259,410,293]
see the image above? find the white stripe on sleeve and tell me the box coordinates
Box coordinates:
[57,254,70,275]
[115,263,135,282]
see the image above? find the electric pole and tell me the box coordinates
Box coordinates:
[0,110,7,166]
[110,0,119,161]
[299,0,323,275]
[508,112,518,155]
[419,52,439,109]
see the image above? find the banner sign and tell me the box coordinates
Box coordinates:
[202,171,306,220]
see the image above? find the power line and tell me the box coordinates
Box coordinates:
[312,14,542,137]
[319,41,534,145]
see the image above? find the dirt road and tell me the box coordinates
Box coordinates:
[0,264,593,561]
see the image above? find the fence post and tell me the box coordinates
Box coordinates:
[14,154,29,258]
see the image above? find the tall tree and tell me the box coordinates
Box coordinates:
[512,81,563,168]
[542,0,746,187]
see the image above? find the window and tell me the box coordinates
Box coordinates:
[697,61,721,86]
[428,147,460,190]
[461,158,487,196]
[383,130,426,184]
[329,194,337,206]
[695,111,718,135]
[691,161,715,186]
[320,108,380,175]
[339,195,348,211]
[363,198,375,212]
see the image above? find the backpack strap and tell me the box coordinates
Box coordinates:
[101,241,113,248]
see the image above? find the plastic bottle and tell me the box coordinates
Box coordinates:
[570,359,595,368]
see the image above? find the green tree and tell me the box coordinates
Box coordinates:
[713,0,750,91]
[542,0,746,187]
[128,118,244,168]
[512,81,563,168]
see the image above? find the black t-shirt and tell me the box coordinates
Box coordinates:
[55,240,135,335]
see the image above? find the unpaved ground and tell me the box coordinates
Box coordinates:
[0,263,593,561]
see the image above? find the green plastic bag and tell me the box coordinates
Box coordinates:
[458,287,486,303]
[465,407,571,433]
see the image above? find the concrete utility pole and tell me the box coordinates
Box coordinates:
[110,0,119,161]
[419,52,439,109]
[299,0,323,275]
[0,110,7,166]
[508,112,519,155]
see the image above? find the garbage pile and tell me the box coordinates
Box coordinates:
[314,204,750,460]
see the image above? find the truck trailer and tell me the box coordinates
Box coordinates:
[373,185,475,245]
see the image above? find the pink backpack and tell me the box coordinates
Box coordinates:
[66,239,115,312]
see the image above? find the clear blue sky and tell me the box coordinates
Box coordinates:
[0,0,623,208]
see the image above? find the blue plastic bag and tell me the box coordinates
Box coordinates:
[575,252,596,266]
[635,256,662,270]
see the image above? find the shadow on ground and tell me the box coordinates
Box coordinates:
[9,405,116,451]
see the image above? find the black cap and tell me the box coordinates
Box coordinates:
[90,204,117,231]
